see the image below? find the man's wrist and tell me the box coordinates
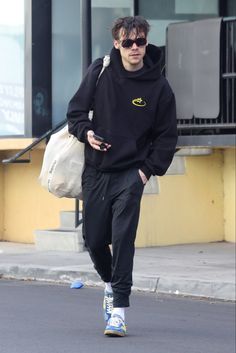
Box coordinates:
[87,130,94,140]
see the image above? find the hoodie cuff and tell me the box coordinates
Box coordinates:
[83,128,89,143]
[140,165,152,180]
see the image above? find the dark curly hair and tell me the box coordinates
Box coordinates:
[111,16,150,40]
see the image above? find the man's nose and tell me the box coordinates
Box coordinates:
[131,42,138,49]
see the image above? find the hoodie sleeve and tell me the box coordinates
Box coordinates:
[67,58,103,143]
[140,91,178,178]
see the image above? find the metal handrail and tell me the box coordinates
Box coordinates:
[1,118,83,228]
[1,119,67,164]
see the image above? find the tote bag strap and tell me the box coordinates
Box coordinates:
[89,55,110,120]
[96,54,110,84]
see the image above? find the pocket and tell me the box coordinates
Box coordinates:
[110,137,136,162]
[128,168,145,197]
[102,131,137,165]
[136,169,145,187]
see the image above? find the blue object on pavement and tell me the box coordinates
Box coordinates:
[70,281,84,289]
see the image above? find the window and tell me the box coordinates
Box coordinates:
[52,0,82,127]
[91,0,134,59]
[139,0,219,46]
[227,0,236,15]
[0,0,24,136]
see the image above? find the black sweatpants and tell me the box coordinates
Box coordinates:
[82,165,144,307]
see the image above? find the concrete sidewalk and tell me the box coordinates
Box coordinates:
[0,241,235,301]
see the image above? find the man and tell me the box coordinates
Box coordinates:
[67,16,177,337]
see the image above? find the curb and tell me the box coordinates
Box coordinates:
[157,277,236,301]
[0,264,235,302]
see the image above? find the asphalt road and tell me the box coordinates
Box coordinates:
[0,280,235,353]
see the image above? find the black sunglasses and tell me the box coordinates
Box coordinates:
[121,37,147,48]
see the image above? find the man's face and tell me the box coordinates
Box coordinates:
[114,29,147,71]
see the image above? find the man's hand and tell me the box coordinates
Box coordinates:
[87,130,111,151]
[138,169,148,185]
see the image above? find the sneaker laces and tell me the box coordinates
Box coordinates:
[105,294,113,314]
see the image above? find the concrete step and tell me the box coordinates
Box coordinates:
[34,226,84,252]
[60,211,83,228]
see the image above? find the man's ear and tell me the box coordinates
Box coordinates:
[113,40,120,49]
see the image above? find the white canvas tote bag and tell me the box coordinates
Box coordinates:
[39,125,84,198]
[39,55,110,198]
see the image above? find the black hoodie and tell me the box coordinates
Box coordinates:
[67,44,177,178]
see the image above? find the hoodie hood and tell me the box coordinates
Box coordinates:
[110,43,163,81]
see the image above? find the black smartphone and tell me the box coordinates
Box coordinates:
[93,134,105,142]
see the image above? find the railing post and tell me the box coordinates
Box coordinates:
[75,0,92,227]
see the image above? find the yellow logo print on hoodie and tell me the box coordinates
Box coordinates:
[132,97,147,107]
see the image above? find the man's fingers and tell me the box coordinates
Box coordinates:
[93,143,105,151]
[87,131,111,151]
[90,140,111,151]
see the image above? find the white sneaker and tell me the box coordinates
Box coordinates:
[104,314,127,337]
